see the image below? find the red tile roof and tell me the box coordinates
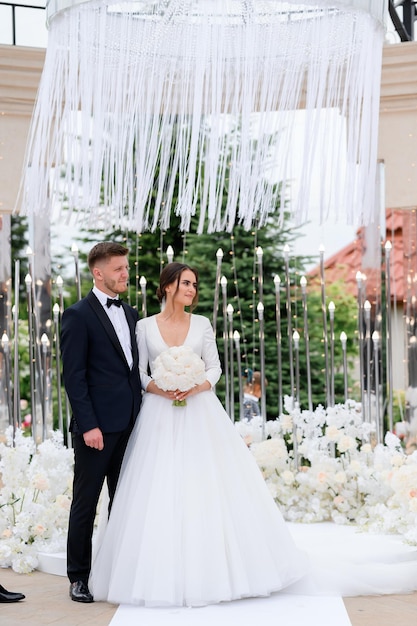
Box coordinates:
[308,209,417,303]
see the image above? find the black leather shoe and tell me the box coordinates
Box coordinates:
[69,581,94,603]
[0,584,25,603]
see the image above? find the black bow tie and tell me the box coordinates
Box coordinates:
[106,298,122,308]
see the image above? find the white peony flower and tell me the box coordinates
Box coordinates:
[0,426,73,573]
[153,346,206,405]
[244,401,417,543]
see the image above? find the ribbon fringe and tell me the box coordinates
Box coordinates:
[19,1,385,233]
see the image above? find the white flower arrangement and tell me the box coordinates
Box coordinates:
[2,395,417,575]
[152,345,206,406]
[236,398,417,542]
[0,427,74,573]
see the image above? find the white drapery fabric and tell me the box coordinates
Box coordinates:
[19,1,386,233]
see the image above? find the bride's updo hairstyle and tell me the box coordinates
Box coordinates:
[157,262,199,310]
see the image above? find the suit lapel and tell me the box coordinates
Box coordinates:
[86,291,130,367]
[122,302,139,365]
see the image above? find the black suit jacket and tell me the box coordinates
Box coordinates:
[61,291,142,435]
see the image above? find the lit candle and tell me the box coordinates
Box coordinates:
[166,245,174,263]
[139,275,147,317]
[1,332,9,352]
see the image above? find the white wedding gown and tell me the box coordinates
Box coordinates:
[89,314,308,607]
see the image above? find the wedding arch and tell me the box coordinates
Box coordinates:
[18,0,386,233]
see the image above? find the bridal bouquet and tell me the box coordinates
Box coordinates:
[153,345,206,406]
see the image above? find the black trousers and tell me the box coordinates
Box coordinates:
[67,428,132,583]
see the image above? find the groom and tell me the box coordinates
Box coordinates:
[61,242,142,603]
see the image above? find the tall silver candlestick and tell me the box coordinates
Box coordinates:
[372,330,381,444]
[284,245,294,400]
[319,245,330,406]
[385,240,393,431]
[26,245,43,368]
[1,333,13,433]
[56,276,71,444]
[364,299,372,423]
[13,261,21,427]
[293,330,300,406]
[26,245,34,277]
[227,304,235,422]
[340,332,348,402]
[300,276,312,411]
[71,243,81,301]
[256,246,264,304]
[221,276,230,415]
[257,301,266,440]
[56,275,64,314]
[25,273,37,443]
[212,249,223,334]
[41,333,50,441]
[356,271,365,417]
[234,331,244,421]
[53,303,64,433]
[139,276,147,318]
[328,301,335,407]
[274,275,283,415]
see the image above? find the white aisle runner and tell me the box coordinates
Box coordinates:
[38,522,417,626]
[110,594,351,626]
[109,522,417,626]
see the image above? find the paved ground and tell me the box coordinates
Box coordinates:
[1,567,417,625]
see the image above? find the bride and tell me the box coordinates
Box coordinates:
[89,262,307,607]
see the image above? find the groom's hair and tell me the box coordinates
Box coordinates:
[157,262,199,310]
[87,241,129,271]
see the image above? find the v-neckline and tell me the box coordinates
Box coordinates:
[154,314,192,348]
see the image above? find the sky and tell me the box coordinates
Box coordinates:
[1,3,401,268]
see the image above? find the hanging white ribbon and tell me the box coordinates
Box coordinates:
[18,1,386,233]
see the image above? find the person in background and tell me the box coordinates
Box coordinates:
[242,369,267,421]
[61,242,142,603]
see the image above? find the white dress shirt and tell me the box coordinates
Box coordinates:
[93,286,133,368]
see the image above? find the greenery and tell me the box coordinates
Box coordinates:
[6,118,360,428]
[64,213,358,421]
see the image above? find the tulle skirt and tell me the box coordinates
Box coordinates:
[89,390,308,607]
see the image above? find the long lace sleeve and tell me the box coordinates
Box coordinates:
[201,317,222,388]
[136,320,152,390]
